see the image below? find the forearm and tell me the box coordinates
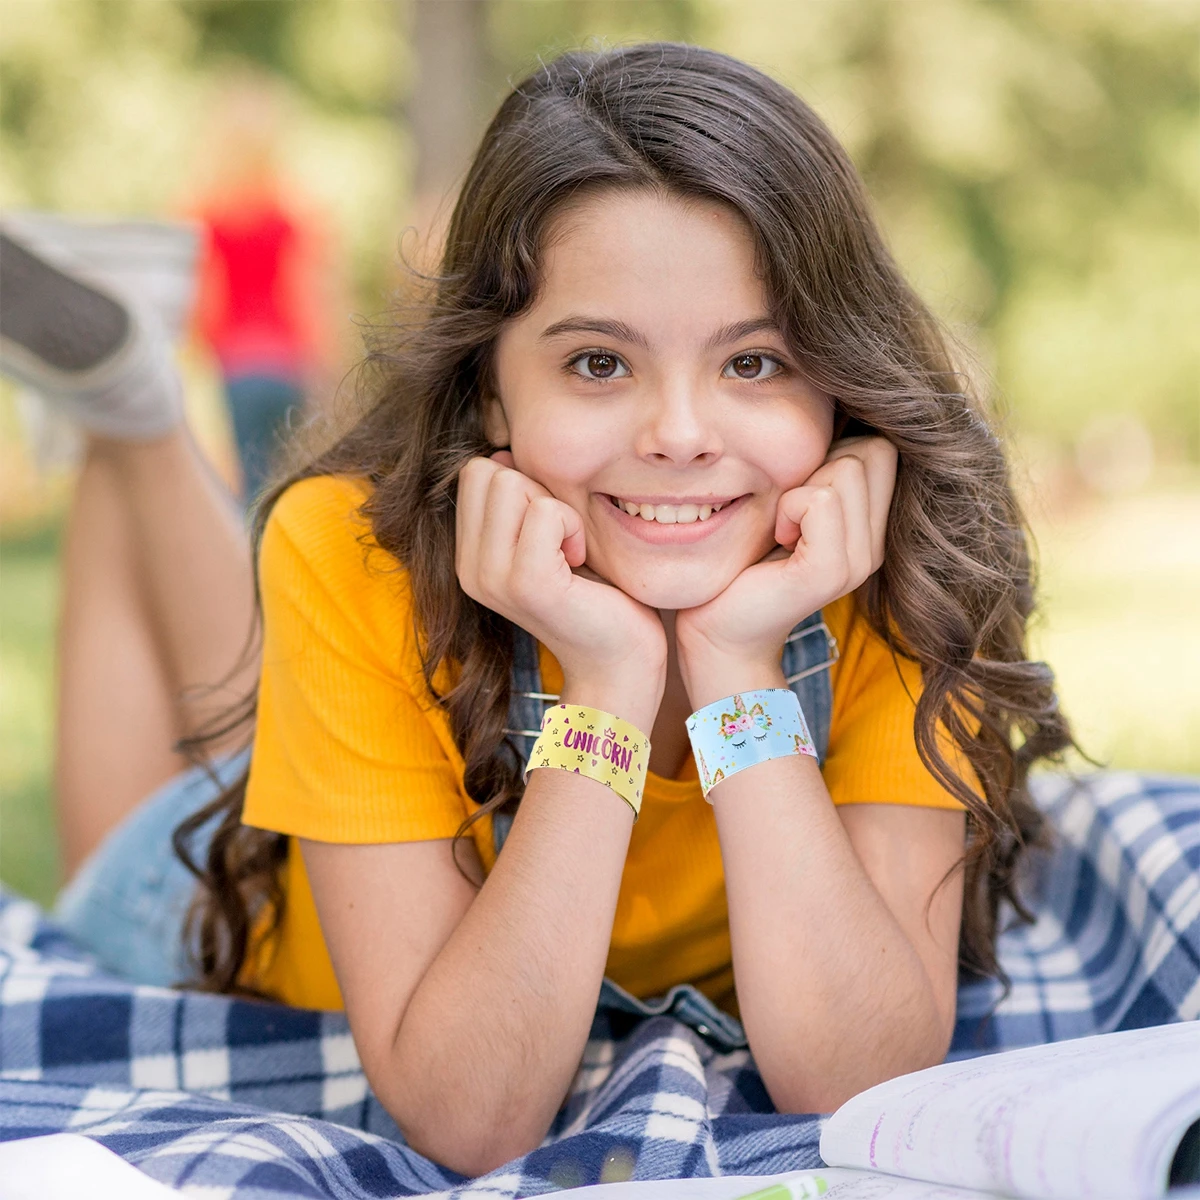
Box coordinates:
[380,678,657,1174]
[379,770,628,1170]
[715,750,949,1112]
[684,657,948,1113]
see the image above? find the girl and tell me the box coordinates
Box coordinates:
[4,44,1071,1178]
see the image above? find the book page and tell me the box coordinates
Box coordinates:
[820,1022,1200,1200]
[524,1167,997,1198]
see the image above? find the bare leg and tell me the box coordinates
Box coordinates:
[55,426,257,878]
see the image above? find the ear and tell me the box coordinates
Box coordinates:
[482,393,511,448]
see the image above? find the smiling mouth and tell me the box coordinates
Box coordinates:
[606,495,740,524]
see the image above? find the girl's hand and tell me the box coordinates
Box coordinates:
[675,436,898,708]
[456,452,668,723]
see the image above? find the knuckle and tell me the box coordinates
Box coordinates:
[527,495,559,520]
[489,468,521,499]
[460,456,489,485]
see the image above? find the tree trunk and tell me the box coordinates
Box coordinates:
[404,0,490,261]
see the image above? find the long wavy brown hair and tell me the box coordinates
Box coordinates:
[175,42,1075,996]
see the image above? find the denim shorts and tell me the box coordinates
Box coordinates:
[53,748,252,988]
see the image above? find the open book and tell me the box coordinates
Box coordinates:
[811,1020,1200,1199]
[561,1022,1199,1200]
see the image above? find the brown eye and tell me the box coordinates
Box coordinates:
[723,353,783,381]
[571,351,629,380]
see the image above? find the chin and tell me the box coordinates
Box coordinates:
[608,565,737,612]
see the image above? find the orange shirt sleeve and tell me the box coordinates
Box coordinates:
[822,594,976,810]
[242,474,471,843]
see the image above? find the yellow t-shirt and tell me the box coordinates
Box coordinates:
[241,474,968,1012]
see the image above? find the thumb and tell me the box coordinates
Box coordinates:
[561,508,587,567]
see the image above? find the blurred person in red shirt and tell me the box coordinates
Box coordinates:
[189,76,344,504]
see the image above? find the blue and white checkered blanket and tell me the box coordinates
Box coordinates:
[1,771,1197,1197]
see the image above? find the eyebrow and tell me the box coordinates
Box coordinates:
[538,315,783,353]
[702,317,783,351]
[539,316,650,349]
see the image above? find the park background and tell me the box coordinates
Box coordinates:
[0,0,1197,906]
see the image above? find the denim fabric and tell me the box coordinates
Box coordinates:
[224,373,304,504]
[53,749,251,988]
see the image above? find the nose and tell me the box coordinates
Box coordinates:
[633,378,723,467]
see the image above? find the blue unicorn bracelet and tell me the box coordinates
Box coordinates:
[685,688,817,800]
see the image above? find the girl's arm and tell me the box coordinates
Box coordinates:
[676,436,964,1112]
[697,709,964,1113]
[302,454,667,1176]
[303,727,645,1174]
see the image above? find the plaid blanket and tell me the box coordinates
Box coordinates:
[0,770,1197,1198]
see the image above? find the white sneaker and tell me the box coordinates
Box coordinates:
[0,214,199,441]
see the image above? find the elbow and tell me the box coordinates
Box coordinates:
[759,1005,955,1117]
[374,1073,550,1178]
[400,1120,546,1179]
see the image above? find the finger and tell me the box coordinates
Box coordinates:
[490,449,515,469]
[860,438,898,569]
[823,455,872,584]
[814,436,896,572]
[512,495,586,596]
[455,456,501,581]
[477,466,546,586]
[775,485,849,579]
[763,484,851,611]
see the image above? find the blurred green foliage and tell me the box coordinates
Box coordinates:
[1,0,1195,455]
[0,2,1197,905]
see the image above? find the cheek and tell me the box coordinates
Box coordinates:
[509,418,609,497]
[736,408,834,492]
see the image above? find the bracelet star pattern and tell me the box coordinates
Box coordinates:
[686,688,817,800]
[525,703,650,818]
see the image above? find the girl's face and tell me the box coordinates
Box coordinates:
[489,189,835,611]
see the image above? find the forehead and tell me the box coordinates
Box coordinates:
[526,189,771,336]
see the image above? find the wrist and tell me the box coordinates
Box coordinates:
[559,666,664,737]
[680,654,786,711]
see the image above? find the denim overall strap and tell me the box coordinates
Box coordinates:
[494,624,548,855]
[779,608,837,767]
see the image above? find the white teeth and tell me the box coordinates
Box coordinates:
[614,496,731,523]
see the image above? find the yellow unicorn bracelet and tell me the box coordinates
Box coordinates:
[524,703,650,818]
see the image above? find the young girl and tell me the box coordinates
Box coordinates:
[3,44,1071,1178]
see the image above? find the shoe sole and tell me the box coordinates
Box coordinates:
[0,231,132,374]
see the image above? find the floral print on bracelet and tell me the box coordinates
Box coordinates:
[686,688,816,800]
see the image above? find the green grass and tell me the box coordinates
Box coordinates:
[0,522,62,906]
[1029,485,1200,777]
[1,485,1198,907]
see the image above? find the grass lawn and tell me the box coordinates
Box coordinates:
[2,480,1198,908]
[0,523,62,905]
